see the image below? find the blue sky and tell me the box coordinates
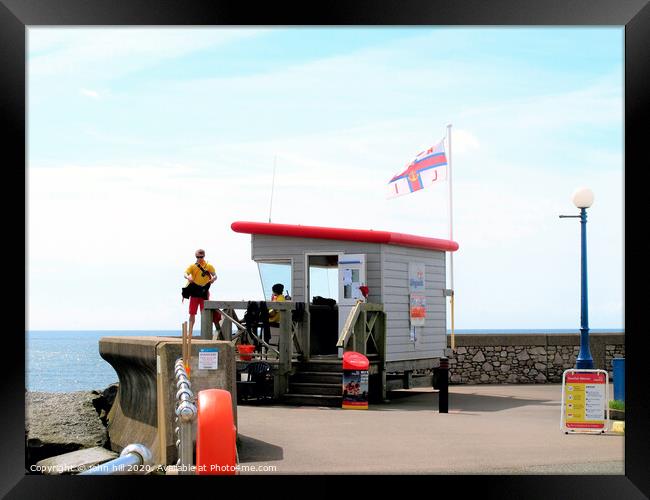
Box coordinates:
[27,27,624,330]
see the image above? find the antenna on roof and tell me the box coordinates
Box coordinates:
[268,155,277,223]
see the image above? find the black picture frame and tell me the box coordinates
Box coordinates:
[3,0,648,497]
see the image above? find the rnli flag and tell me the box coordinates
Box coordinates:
[387,139,447,198]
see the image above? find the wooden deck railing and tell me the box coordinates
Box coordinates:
[201,300,307,397]
[336,302,386,359]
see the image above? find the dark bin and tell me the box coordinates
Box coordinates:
[612,358,625,402]
[342,351,369,410]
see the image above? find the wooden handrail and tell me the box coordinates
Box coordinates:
[204,300,295,311]
[336,302,386,357]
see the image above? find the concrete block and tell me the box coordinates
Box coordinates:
[35,446,118,475]
[99,336,236,466]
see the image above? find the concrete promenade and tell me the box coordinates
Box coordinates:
[235,384,624,474]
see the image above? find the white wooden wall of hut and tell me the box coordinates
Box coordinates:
[249,234,447,363]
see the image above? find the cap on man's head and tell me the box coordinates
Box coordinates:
[195,248,206,257]
[272,283,284,294]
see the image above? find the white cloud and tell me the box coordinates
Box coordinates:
[80,88,100,99]
[28,27,268,79]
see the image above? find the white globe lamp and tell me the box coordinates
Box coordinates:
[572,187,594,209]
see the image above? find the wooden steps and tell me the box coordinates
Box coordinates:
[279,356,380,407]
[289,382,342,396]
[281,358,344,407]
[281,393,343,407]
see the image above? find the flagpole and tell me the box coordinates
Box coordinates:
[269,155,277,223]
[446,123,455,352]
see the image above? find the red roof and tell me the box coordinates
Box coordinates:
[231,221,459,252]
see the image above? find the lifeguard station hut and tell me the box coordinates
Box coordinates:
[201,221,459,406]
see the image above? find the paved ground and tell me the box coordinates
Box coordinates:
[235,384,624,474]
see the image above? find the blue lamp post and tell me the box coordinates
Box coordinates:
[560,187,595,369]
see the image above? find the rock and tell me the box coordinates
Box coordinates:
[472,351,486,362]
[535,373,547,382]
[482,362,493,372]
[26,391,109,467]
[480,374,490,382]
[91,383,118,426]
[534,363,546,371]
[529,347,546,355]
[500,364,511,372]
[450,374,462,383]
[456,347,467,355]
[554,353,563,364]
[516,350,530,361]
[35,446,118,475]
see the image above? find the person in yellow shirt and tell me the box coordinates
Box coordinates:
[184,248,218,336]
[268,283,286,326]
[265,283,287,350]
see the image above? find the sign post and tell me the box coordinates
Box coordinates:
[560,369,609,434]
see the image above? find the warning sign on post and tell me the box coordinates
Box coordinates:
[198,348,219,370]
[561,369,608,433]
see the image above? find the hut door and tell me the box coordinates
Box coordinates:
[338,254,367,350]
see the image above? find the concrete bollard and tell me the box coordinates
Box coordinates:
[437,358,449,413]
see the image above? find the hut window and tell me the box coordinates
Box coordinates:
[257,261,291,301]
[307,254,338,303]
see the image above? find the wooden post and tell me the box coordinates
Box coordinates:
[277,306,292,396]
[156,344,167,464]
[182,322,188,370]
[353,308,366,355]
[377,310,388,401]
[187,326,192,378]
[221,308,232,342]
[303,308,310,361]
[201,307,212,340]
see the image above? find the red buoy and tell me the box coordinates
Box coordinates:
[196,389,237,475]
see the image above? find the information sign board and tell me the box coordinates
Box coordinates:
[560,369,609,433]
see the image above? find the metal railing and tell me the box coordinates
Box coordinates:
[174,358,197,475]
[78,443,153,475]
[218,307,280,357]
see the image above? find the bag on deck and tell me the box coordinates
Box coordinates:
[312,296,336,308]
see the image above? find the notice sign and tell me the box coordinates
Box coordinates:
[198,348,219,370]
[408,262,426,292]
[409,293,426,327]
[342,370,369,410]
[561,369,608,432]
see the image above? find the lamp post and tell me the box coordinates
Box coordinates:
[559,187,594,369]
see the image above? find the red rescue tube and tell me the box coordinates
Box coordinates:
[196,389,237,475]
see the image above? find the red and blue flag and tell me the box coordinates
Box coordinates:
[387,140,448,198]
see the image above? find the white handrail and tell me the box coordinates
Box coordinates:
[336,302,363,348]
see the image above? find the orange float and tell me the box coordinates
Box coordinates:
[196,389,237,475]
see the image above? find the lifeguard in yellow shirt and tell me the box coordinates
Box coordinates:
[184,248,218,336]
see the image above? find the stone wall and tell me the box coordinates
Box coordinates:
[446,333,624,384]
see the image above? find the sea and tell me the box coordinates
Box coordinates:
[25,329,624,393]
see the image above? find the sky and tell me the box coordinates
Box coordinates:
[26,27,624,331]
